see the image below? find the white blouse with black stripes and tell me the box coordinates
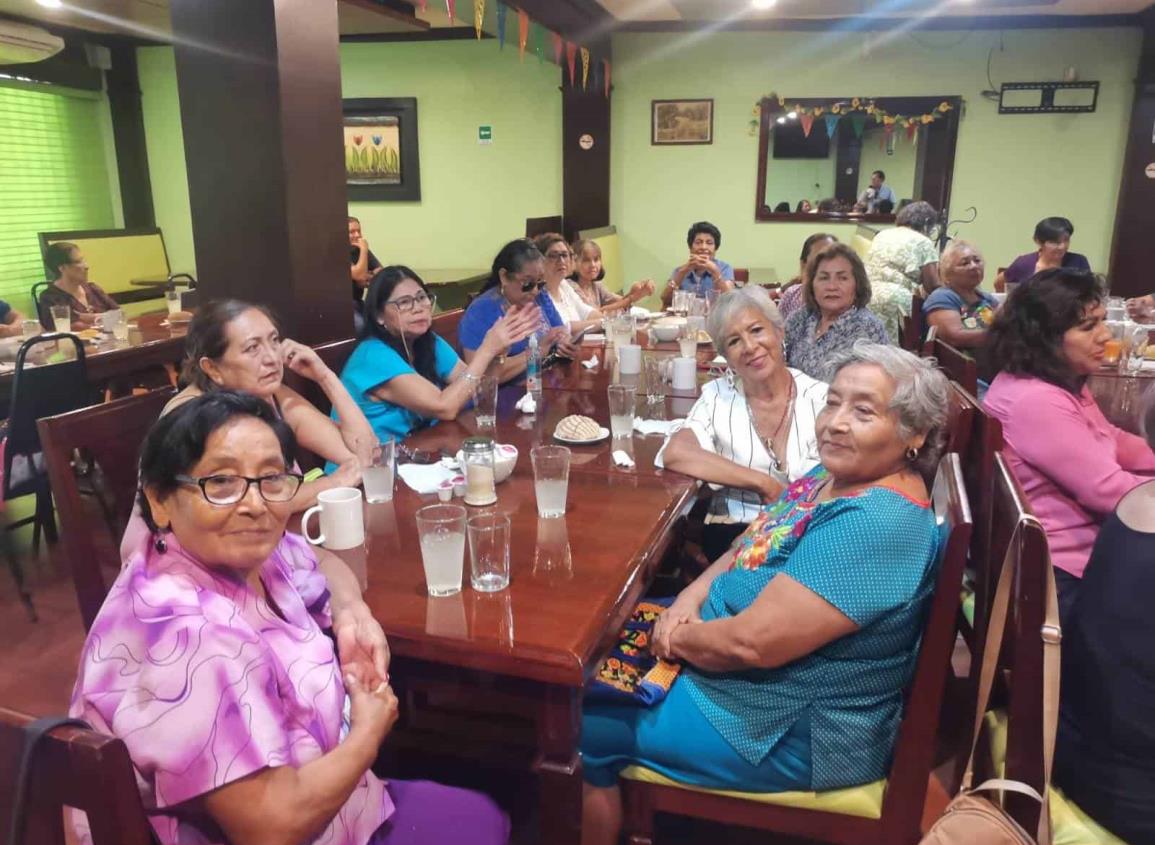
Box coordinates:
[655,368,827,524]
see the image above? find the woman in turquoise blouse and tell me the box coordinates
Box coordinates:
[338,266,537,441]
[581,341,950,845]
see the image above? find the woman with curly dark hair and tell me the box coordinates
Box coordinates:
[984,267,1155,619]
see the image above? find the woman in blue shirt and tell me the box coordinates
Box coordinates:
[458,239,581,384]
[581,342,949,845]
[660,221,735,308]
[338,266,538,441]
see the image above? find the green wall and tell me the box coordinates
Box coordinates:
[137,38,563,277]
[610,27,1140,288]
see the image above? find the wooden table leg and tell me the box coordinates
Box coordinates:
[534,685,583,845]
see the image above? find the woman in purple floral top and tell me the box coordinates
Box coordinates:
[71,391,508,845]
[784,243,890,382]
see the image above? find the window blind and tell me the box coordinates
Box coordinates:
[0,82,115,314]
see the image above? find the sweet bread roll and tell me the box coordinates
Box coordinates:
[555,415,601,441]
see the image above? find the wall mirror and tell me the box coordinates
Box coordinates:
[754,95,962,224]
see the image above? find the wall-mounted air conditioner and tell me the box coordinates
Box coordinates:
[0,20,65,65]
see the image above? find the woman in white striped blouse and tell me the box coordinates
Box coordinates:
[657,287,828,560]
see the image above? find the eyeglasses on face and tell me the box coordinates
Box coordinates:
[176,472,304,505]
[385,292,435,313]
[545,250,572,261]
[509,275,546,293]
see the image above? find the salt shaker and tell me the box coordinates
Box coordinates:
[462,437,497,507]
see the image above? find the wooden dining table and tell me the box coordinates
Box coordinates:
[339,336,711,843]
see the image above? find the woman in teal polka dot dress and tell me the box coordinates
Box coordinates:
[581,341,950,845]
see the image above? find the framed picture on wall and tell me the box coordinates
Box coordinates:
[651,99,713,146]
[343,97,421,201]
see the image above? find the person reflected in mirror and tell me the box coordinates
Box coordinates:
[785,243,889,381]
[795,200,813,213]
[998,216,1091,290]
[661,222,735,308]
[856,170,897,214]
[778,233,839,323]
[568,238,655,316]
[39,242,119,330]
[773,201,791,214]
[864,200,942,343]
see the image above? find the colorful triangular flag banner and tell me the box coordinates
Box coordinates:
[800,114,814,138]
[580,47,590,90]
[418,0,427,10]
[534,22,545,62]
[823,113,839,138]
[905,122,918,144]
[850,114,867,138]
[473,0,484,38]
[592,56,602,96]
[551,32,564,65]
[565,41,577,86]
[496,2,507,48]
[517,9,529,60]
[603,59,611,97]
[445,0,455,23]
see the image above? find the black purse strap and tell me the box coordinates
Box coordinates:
[5,716,90,845]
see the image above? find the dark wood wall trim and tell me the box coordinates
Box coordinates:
[105,46,155,229]
[561,46,612,242]
[1108,6,1155,297]
[617,14,1141,33]
[341,26,491,42]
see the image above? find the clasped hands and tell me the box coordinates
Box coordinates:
[650,598,702,661]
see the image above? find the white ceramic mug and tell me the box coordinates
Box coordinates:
[671,356,697,391]
[618,343,642,375]
[302,487,365,550]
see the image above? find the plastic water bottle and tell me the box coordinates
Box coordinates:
[526,333,543,406]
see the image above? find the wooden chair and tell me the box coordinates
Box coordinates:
[927,337,978,396]
[732,268,750,285]
[899,294,926,352]
[432,307,465,354]
[38,387,174,630]
[0,707,153,845]
[619,453,973,845]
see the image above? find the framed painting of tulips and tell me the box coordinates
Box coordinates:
[343,97,421,201]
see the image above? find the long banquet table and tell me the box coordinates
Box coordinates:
[340,337,708,843]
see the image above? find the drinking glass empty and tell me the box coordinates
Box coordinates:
[165,290,181,315]
[467,512,511,592]
[475,374,499,427]
[362,437,395,503]
[50,305,70,334]
[608,383,637,438]
[642,354,664,403]
[416,504,466,597]
[531,445,571,518]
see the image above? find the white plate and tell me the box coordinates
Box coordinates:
[554,426,610,445]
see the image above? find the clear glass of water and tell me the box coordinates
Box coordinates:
[415,504,466,597]
[1107,296,1126,322]
[642,353,664,403]
[608,383,637,438]
[165,290,182,315]
[50,305,70,333]
[531,445,571,519]
[677,323,697,359]
[1123,324,1149,374]
[475,374,499,427]
[362,437,395,503]
[467,512,511,592]
[20,320,40,341]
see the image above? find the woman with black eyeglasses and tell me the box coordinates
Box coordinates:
[458,239,582,382]
[339,265,539,441]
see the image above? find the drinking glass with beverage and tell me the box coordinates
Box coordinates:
[1122,324,1149,374]
[50,305,70,334]
[642,353,664,403]
[361,437,395,503]
[165,289,182,315]
[531,445,571,519]
[608,383,637,438]
[20,320,39,341]
[475,374,499,427]
[415,504,466,596]
[467,512,511,592]
[677,323,697,359]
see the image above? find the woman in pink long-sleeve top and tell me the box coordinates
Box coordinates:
[984,268,1155,621]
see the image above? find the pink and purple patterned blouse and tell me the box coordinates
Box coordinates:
[69,530,393,845]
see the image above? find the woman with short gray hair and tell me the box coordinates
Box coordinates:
[658,286,828,560]
[864,200,942,343]
[581,343,949,845]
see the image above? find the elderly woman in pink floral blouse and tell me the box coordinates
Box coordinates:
[70,391,508,845]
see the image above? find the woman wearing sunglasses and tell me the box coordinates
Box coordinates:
[338,265,539,441]
[458,239,582,382]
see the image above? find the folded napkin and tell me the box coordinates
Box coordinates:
[633,418,684,436]
[515,392,538,414]
[582,354,600,370]
[611,449,635,468]
[398,462,463,495]
[629,306,656,319]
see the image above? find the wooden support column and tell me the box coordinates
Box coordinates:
[169,0,350,344]
[1109,7,1155,297]
[561,49,611,240]
[106,46,155,229]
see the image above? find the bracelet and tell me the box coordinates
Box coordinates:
[462,372,481,385]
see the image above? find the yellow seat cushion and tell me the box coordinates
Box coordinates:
[983,710,1130,844]
[619,765,885,820]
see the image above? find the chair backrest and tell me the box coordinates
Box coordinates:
[987,452,1051,834]
[0,707,154,845]
[944,381,975,457]
[929,337,978,396]
[732,268,750,285]
[282,338,357,419]
[900,293,927,352]
[29,282,51,316]
[878,452,973,836]
[4,334,96,498]
[431,308,465,354]
[37,387,175,630]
